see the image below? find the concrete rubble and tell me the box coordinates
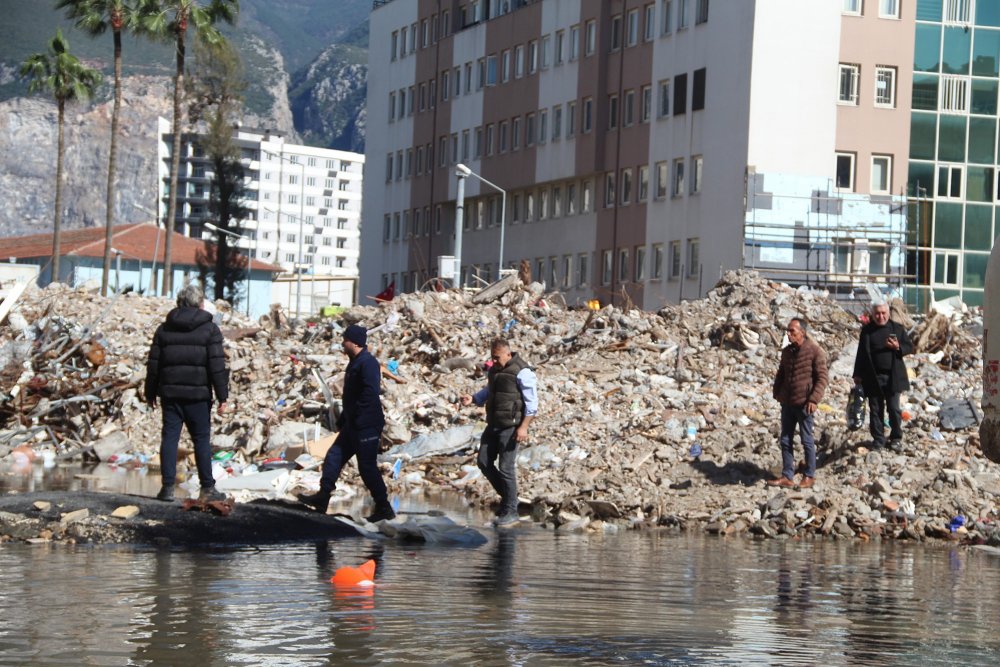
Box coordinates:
[2,272,1000,545]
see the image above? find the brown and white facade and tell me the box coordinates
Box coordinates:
[361,0,913,308]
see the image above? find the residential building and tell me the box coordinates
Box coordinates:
[157,120,364,313]
[2,224,283,317]
[361,0,910,309]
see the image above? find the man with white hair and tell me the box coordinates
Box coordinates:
[853,301,913,452]
[145,284,230,502]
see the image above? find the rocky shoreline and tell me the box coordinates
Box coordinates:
[2,271,997,545]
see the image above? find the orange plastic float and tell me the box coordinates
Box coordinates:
[330,559,376,588]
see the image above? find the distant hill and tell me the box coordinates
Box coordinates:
[0,0,372,237]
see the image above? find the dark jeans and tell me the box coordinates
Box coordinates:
[320,428,389,505]
[868,373,903,445]
[477,425,519,513]
[160,399,215,489]
[779,404,816,480]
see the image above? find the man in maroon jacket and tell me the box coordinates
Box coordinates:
[769,318,829,489]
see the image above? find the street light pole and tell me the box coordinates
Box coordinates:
[205,222,254,317]
[457,163,507,280]
[454,169,466,288]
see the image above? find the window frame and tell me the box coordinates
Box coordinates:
[838,63,860,105]
[871,154,892,194]
[835,152,856,191]
[875,65,896,108]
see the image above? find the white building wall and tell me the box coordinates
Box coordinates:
[361,1,421,300]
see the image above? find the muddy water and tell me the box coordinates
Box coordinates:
[0,466,999,665]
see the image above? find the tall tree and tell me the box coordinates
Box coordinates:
[139,0,239,297]
[56,0,144,298]
[188,40,248,304]
[20,30,102,286]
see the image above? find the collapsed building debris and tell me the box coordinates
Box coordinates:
[1,272,997,544]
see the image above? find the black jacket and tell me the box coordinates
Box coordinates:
[340,348,384,432]
[145,307,229,403]
[853,319,912,396]
[486,354,530,427]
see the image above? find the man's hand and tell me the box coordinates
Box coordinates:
[147,397,156,408]
[460,395,473,407]
[515,425,529,442]
[805,401,817,415]
[852,376,861,385]
[885,336,900,351]
[217,401,228,416]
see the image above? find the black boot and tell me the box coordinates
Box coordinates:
[365,501,396,523]
[297,488,331,513]
[155,486,175,502]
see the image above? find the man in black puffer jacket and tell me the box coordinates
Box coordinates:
[145,284,229,502]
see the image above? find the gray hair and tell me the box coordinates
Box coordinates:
[176,283,204,309]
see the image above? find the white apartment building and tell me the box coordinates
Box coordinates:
[361,0,910,310]
[157,119,365,312]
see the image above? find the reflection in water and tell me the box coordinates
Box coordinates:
[1,502,1000,663]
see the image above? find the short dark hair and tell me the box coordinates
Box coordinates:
[490,338,511,352]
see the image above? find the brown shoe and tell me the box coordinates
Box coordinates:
[798,476,815,489]
[766,477,795,488]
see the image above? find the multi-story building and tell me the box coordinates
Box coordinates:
[157,120,365,312]
[361,0,911,310]
[907,0,1000,308]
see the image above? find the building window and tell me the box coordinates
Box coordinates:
[641,85,652,122]
[644,4,656,41]
[585,20,597,55]
[514,45,524,78]
[658,80,671,117]
[638,165,649,202]
[871,154,892,193]
[691,155,703,194]
[608,94,619,129]
[605,172,616,207]
[541,35,551,68]
[618,248,629,282]
[696,0,709,24]
[621,168,633,205]
[668,240,681,278]
[879,0,899,18]
[539,189,549,220]
[937,164,963,198]
[582,180,593,212]
[567,183,577,214]
[624,90,635,126]
[839,63,860,105]
[501,50,510,82]
[634,246,646,281]
[944,0,971,23]
[687,239,700,277]
[875,66,896,107]
[843,0,861,14]
[836,152,856,191]
[553,105,562,140]
[578,252,589,286]
[672,158,685,197]
[567,101,577,137]
[678,0,689,28]
[583,97,594,132]
[570,25,581,60]
[538,110,548,144]
[674,73,687,115]
[662,0,674,33]
[934,251,960,285]
[940,75,969,113]
[655,161,668,198]
[562,255,572,288]
[652,243,664,279]
[555,30,565,65]
[692,68,706,111]
[627,9,640,46]
[528,40,539,74]
[526,114,536,146]
[602,250,613,285]
[511,119,521,150]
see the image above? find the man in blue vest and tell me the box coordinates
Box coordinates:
[461,338,538,526]
[298,324,395,522]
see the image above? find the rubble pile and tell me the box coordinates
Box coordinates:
[1,271,997,544]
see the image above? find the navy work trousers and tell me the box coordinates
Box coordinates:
[160,399,215,489]
[320,428,389,505]
[779,404,816,480]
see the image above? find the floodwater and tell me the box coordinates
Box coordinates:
[1,465,999,665]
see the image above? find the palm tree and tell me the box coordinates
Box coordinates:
[56,0,145,298]
[139,0,239,297]
[20,30,102,286]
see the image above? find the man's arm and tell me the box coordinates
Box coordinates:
[516,369,538,441]
[207,324,229,403]
[809,347,829,408]
[144,327,162,405]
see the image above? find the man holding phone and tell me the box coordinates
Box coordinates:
[853,301,913,452]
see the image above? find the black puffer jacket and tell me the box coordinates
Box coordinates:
[145,307,229,403]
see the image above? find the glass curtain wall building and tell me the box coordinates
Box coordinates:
[908,0,1000,308]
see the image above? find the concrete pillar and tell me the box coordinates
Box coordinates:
[981,239,1000,461]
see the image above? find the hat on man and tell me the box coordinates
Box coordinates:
[343,324,367,347]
